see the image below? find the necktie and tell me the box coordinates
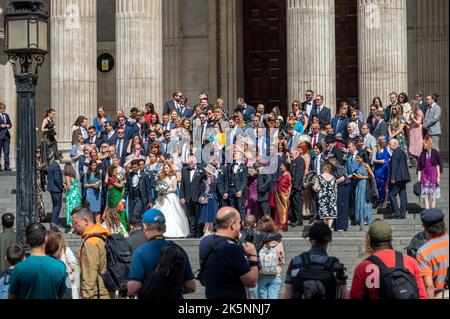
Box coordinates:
[1,114,5,124]
[313,134,318,146]
[118,139,123,156]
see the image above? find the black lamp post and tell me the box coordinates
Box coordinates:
[3,0,48,246]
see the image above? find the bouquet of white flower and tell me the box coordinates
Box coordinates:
[155,180,170,195]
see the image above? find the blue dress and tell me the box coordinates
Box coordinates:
[199,176,219,224]
[355,164,372,229]
[374,148,390,204]
[84,173,102,213]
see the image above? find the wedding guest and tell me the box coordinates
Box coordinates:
[373,136,391,208]
[313,163,337,229]
[64,164,82,234]
[271,161,292,232]
[417,137,442,209]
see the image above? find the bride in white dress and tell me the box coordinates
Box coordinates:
[153,163,190,238]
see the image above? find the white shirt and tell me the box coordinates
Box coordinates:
[305,101,313,117]
[81,127,88,139]
[190,167,196,182]
[132,173,139,187]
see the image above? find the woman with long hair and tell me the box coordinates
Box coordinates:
[93,107,111,134]
[144,102,156,124]
[36,147,48,222]
[313,163,337,229]
[83,160,103,223]
[101,208,128,237]
[373,136,391,208]
[64,163,82,234]
[234,112,245,129]
[417,137,442,209]
[106,159,129,231]
[372,97,383,111]
[354,152,375,230]
[270,160,292,232]
[41,109,58,165]
[256,215,285,299]
[148,113,161,133]
[408,100,424,162]
[153,163,190,238]
[388,103,410,166]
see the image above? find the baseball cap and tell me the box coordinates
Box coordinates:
[142,209,166,224]
[368,219,393,242]
[421,208,445,225]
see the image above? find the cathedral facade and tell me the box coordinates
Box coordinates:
[0,0,448,167]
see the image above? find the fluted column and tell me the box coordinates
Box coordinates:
[287,0,336,108]
[358,0,408,115]
[163,0,183,100]
[51,0,97,146]
[116,0,163,114]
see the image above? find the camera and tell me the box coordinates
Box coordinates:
[333,262,347,282]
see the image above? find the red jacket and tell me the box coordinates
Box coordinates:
[350,249,428,299]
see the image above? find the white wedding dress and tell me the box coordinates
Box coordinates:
[153,176,190,238]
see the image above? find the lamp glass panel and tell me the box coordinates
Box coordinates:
[38,20,48,51]
[29,19,38,49]
[7,19,28,50]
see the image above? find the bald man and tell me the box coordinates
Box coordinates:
[199,207,259,299]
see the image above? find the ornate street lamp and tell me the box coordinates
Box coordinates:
[3,0,48,246]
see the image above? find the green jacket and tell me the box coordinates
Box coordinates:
[0,229,16,272]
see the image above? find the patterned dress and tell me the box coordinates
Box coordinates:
[36,160,48,222]
[317,175,337,219]
[420,152,441,198]
[390,116,410,165]
[65,177,82,227]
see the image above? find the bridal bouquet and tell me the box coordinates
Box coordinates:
[155,180,170,195]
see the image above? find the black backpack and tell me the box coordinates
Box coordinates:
[368,251,419,299]
[406,231,429,259]
[139,242,186,299]
[83,233,133,293]
[291,252,340,299]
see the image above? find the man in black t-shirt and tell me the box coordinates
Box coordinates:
[199,207,259,299]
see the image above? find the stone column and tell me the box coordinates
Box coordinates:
[51,0,97,148]
[287,0,336,108]
[358,0,408,115]
[163,0,183,101]
[116,0,163,114]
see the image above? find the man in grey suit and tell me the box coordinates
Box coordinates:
[423,94,441,151]
[163,91,183,115]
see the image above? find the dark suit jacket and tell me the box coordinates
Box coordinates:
[310,106,332,124]
[384,104,393,122]
[257,173,273,202]
[309,133,326,147]
[178,107,193,119]
[180,165,205,203]
[235,105,256,124]
[331,116,350,137]
[390,148,411,183]
[217,165,229,198]
[122,171,153,206]
[302,100,317,117]
[227,163,248,194]
[290,156,306,192]
[163,100,177,115]
[330,146,344,166]
[0,113,12,140]
[372,120,389,140]
[84,137,102,149]
[109,136,130,165]
[47,161,63,193]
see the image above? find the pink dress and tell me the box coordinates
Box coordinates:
[408,112,423,157]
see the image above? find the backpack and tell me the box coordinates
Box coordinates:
[367,251,419,299]
[83,233,132,293]
[259,246,279,275]
[406,231,429,259]
[291,252,340,299]
[139,242,186,299]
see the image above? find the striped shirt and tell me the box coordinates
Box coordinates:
[416,234,449,290]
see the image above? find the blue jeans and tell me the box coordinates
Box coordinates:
[257,275,281,299]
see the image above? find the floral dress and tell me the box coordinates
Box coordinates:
[317,175,337,219]
[36,160,48,222]
[390,116,409,165]
[65,177,82,227]
[420,152,441,198]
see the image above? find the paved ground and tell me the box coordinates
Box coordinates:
[0,165,448,299]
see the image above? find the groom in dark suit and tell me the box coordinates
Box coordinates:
[47,152,64,230]
[123,160,153,217]
[180,155,205,238]
[0,103,12,171]
[388,139,411,219]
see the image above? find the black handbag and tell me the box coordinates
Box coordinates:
[413,182,422,197]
